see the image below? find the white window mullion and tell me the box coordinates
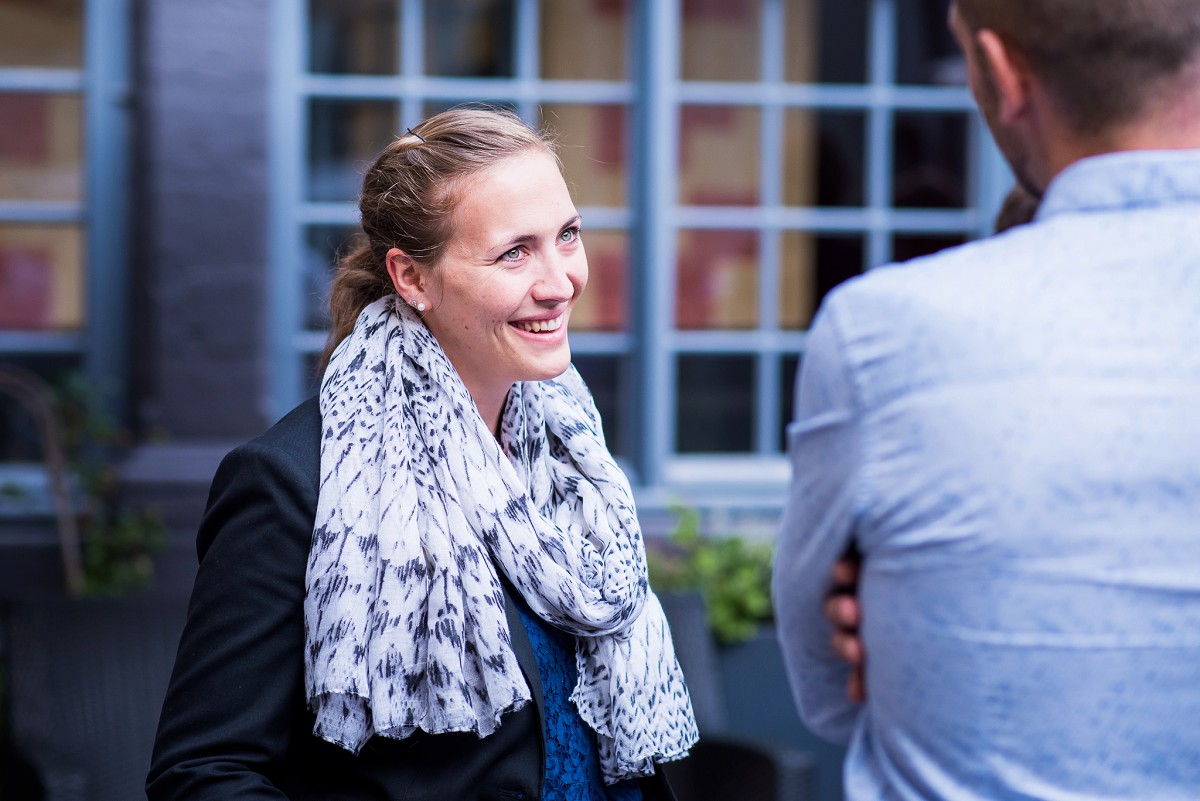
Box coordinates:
[630,0,681,487]
[514,0,539,121]
[268,0,306,419]
[399,0,424,126]
[866,0,897,270]
[85,0,134,412]
[754,0,788,454]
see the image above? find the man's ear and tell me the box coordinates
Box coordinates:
[976,29,1032,125]
[385,247,426,305]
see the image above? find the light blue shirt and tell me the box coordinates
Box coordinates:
[773,150,1200,800]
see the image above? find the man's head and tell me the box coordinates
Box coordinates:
[950,0,1200,192]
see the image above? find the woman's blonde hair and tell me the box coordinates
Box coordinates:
[319,106,558,372]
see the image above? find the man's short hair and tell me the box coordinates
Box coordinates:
[955,0,1200,135]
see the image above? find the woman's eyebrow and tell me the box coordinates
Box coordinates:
[489,215,583,253]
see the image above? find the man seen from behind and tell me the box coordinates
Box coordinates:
[773,0,1200,798]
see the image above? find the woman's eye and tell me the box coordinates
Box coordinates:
[560,227,580,243]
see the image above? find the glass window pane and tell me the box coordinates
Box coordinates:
[676,354,754,453]
[308,0,398,75]
[303,225,363,330]
[786,0,816,83]
[896,0,965,86]
[676,229,758,330]
[572,229,627,332]
[891,233,967,264]
[785,109,866,208]
[785,108,818,208]
[0,0,83,69]
[682,0,761,82]
[0,388,43,464]
[0,93,83,202]
[893,112,969,208]
[779,353,800,451]
[679,106,760,206]
[572,354,626,459]
[781,232,865,330]
[0,224,84,331]
[425,0,514,77]
[541,104,627,207]
[0,357,80,463]
[541,0,627,81]
[307,99,398,201]
[792,0,867,84]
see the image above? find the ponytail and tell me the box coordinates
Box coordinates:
[317,240,392,373]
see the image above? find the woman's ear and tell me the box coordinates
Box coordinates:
[977,29,1032,126]
[385,248,427,309]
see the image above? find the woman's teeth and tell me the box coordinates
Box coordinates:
[514,316,562,333]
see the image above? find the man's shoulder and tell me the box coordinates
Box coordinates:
[834,228,1037,306]
[812,227,1054,400]
[819,230,1032,338]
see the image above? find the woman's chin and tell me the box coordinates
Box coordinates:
[526,348,572,382]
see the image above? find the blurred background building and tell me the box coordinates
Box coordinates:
[0,0,1011,798]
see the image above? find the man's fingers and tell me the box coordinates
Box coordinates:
[830,628,864,666]
[846,668,867,703]
[824,593,862,629]
[831,557,860,588]
[828,549,866,703]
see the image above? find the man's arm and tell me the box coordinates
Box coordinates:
[772,301,864,744]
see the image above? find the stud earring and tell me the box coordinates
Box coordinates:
[410,298,426,312]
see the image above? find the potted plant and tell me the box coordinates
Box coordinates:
[53,371,167,597]
[646,503,774,645]
[0,366,165,597]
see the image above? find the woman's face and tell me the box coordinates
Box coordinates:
[420,150,587,417]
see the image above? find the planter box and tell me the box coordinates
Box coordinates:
[716,627,848,801]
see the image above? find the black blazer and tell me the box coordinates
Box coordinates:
[147,398,676,801]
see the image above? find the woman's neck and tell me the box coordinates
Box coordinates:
[471,386,512,438]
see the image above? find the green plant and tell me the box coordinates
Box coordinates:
[647,504,775,645]
[52,372,167,597]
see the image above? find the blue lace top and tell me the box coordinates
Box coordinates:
[515,600,644,801]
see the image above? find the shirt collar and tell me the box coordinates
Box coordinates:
[1036,148,1200,222]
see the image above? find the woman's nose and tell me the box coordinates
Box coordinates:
[533,251,581,302]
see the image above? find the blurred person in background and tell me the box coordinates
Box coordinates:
[147,107,696,801]
[773,0,1200,798]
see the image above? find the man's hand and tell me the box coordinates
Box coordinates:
[825,549,865,702]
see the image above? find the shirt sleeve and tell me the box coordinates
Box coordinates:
[772,298,864,744]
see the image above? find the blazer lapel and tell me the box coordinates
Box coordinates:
[501,579,546,719]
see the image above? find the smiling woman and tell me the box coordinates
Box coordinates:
[147,106,697,801]
[385,148,588,432]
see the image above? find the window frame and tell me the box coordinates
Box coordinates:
[269,0,1012,496]
[643,0,1012,489]
[0,0,133,413]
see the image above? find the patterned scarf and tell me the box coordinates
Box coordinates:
[304,296,698,783]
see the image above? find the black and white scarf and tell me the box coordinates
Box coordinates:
[304,295,698,783]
